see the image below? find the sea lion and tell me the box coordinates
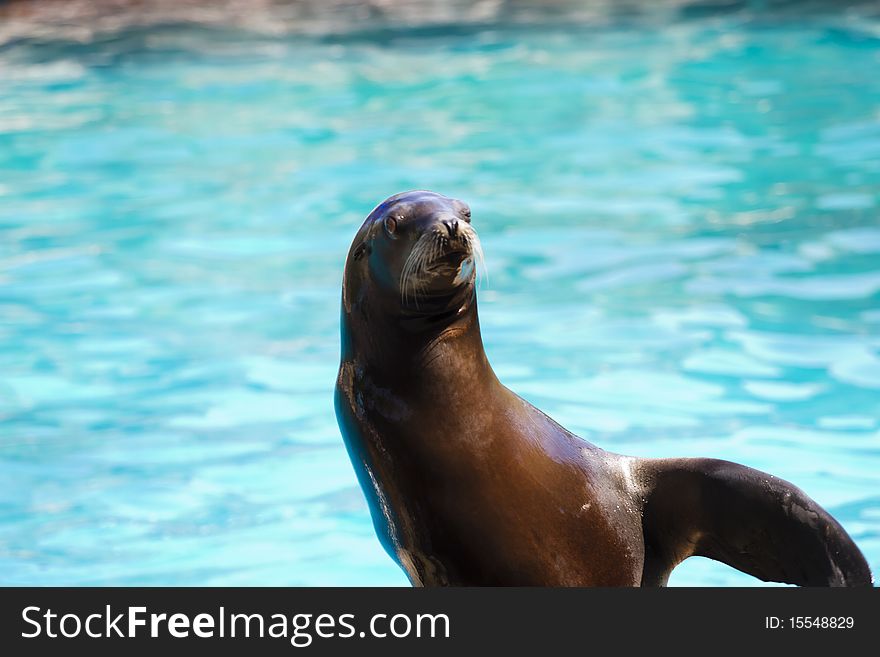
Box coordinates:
[334,190,873,587]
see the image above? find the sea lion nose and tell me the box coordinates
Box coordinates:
[442,219,459,238]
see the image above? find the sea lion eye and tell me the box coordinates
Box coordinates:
[461,207,471,223]
[384,216,398,237]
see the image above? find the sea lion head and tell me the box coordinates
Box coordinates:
[343,190,483,319]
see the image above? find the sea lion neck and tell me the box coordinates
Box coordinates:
[341,288,495,390]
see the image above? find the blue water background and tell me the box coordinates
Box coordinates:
[1,8,879,585]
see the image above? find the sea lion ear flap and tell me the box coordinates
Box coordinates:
[343,232,373,314]
[343,210,384,313]
[353,242,368,261]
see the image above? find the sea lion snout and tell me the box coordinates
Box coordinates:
[403,209,471,247]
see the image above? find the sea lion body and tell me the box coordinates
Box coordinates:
[335,191,873,587]
[338,332,643,586]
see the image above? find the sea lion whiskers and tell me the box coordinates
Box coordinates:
[400,229,444,305]
[460,223,487,286]
[399,224,486,307]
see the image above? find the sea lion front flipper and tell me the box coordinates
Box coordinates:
[636,458,873,587]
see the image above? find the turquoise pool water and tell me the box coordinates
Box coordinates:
[1,6,879,586]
